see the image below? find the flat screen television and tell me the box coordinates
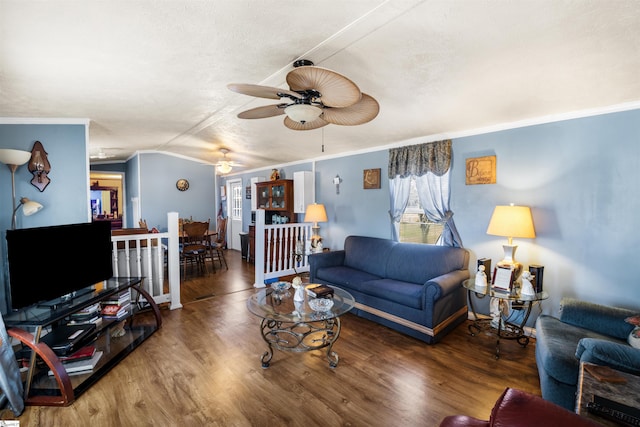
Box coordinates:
[6,221,114,310]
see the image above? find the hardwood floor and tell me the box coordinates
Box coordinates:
[7,250,542,426]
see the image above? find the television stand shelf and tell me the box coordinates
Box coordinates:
[4,277,162,406]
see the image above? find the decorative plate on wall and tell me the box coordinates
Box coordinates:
[176,179,189,191]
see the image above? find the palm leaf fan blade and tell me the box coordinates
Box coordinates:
[237,104,286,119]
[321,94,380,126]
[228,83,301,100]
[286,67,361,108]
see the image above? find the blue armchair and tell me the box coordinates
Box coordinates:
[535,298,640,410]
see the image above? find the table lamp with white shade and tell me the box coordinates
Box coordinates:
[304,203,328,253]
[486,204,536,282]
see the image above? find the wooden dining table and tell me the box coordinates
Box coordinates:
[179,229,217,240]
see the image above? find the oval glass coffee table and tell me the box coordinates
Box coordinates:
[247,284,355,368]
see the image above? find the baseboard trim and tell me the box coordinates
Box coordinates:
[354,303,467,337]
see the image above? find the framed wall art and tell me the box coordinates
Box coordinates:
[363,168,381,189]
[465,155,496,185]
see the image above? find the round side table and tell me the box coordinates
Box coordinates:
[463,278,548,359]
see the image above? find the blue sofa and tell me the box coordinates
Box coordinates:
[535,298,640,410]
[309,235,470,343]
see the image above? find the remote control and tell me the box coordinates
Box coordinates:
[587,395,640,427]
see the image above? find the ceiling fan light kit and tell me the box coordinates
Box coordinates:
[229,60,379,131]
[216,148,238,174]
[284,104,322,124]
[217,162,233,174]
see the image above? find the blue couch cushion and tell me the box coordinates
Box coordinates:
[536,314,625,385]
[576,338,640,374]
[360,278,423,310]
[315,266,381,291]
[385,243,468,284]
[343,236,395,278]
[559,298,636,340]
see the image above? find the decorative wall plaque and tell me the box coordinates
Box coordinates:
[363,168,381,189]
[28,140,51,192]
[465,155,496,185]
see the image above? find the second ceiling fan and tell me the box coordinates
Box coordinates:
[228,60,379,131]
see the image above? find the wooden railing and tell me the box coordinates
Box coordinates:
[254,209,312,288]
[110,212,182,310]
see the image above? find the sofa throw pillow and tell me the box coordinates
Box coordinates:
[624,316,640,349]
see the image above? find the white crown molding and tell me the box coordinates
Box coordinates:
[237,100,640,176]
[135,150,216,166]
[0,117,90,125]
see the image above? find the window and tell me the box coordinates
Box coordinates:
[399,177,444,244]
[231,182,242,221]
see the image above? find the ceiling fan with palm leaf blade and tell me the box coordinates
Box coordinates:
[215,148,243,174]
[228,60,379,131]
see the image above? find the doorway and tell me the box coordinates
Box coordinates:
[90,171,125,228]
[227,179,242,251]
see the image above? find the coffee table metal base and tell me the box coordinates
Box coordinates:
[259,317,342,368]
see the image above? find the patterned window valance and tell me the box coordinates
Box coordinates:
[388,139,451,178]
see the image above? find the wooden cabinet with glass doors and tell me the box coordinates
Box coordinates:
[250,179,295,263]
[255,179,294,224]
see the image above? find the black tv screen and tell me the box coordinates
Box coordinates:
[6,221,114,310]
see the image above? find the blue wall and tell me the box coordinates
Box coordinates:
[0,122,89,312]
[315,150,390,247]
[93,153,219,231]
[3,108,639,322]
[453,109,640,319]
[137,153,217,231]
[224,108,640,321]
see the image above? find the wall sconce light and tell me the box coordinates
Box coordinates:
[28,141,51,192]
[333,174,342,194]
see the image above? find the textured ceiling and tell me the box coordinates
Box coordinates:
[1,1,639,172]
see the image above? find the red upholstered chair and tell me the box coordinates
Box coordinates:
[439,388,600,427]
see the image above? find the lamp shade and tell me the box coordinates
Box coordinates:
[304,203,328,224]
[217,162,232,174]
[486,205,536,240]
[285,104,322,124]
[0,149,31,166]
[21,198,43,216]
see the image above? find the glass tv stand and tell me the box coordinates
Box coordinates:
[4,277,162,406]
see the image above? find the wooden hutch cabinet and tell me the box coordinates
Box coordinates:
[255,179,294,223]
[249,179,295,263]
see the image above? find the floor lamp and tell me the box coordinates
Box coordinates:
[0,149,40,229]
[12,197,43,229]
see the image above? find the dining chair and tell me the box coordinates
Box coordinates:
[210,217,228,270]
[138,218,148,230]
[181,220,211,276]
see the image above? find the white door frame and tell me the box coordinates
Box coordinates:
[226,178,243,251]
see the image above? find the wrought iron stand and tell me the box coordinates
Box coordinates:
[259,316,341,368]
